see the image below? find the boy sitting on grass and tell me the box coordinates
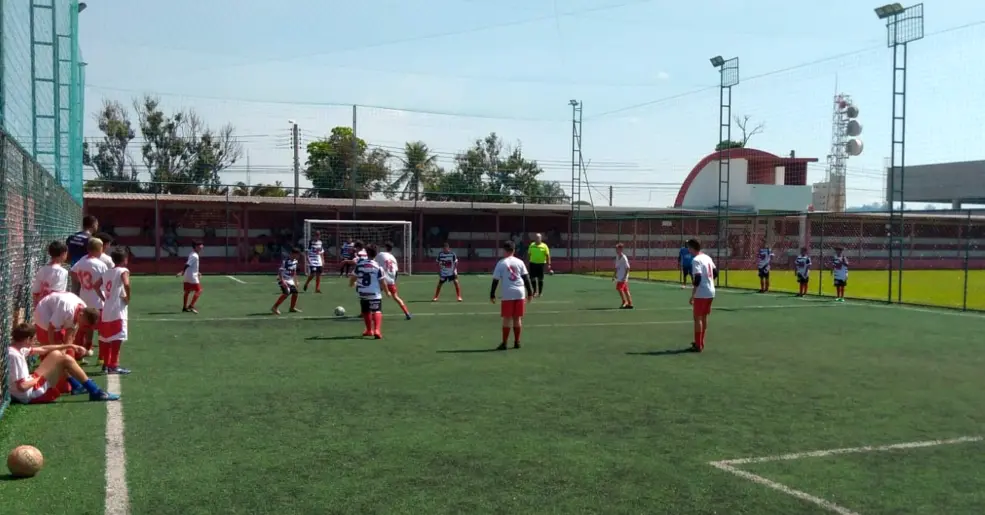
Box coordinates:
[7,323,120,403]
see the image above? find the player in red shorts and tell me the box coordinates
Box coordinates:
[95,249,132,374]
[490,240,533,351]
[686,239,717,353]
[178,241,203,313]
[613,243,634,309]
[6,323,119,403]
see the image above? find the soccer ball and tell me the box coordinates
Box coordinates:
[7,445,43,478]
[334,306,346,317]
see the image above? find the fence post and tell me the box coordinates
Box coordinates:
[963,209,971,311]
[817,212,824,296]
[646,218,652,281]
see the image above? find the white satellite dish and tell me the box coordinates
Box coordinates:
[845,105,859,118]
[846,120,863,137]
[846,138,863,156]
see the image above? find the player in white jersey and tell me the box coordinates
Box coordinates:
[177,241,203,313]
[273,247,303,315]
[756,245,775,293]
[349,244,391,339]
[613,243,634,309]
[433,242,462,302]
[831,247,849,302]
[97,249,131,374]
[376,241,411,320]
[94,232,116,269]
[7,323,119,403]
[303,231,325,293]
[70,238,109,359]
[794,247,812,297]
[490,240,533,350]
[687,239,717,353]
[33,291,100,366]
[31,240,69,308]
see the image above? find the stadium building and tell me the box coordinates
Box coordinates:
[886,160,985,209]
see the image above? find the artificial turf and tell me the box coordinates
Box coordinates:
[2,273,984,514]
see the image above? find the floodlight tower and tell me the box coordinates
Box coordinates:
[710,55,739,285]
[569,99,584,268]
[876,2,924,304]
[825,95,863,212]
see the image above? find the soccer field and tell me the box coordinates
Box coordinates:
[2,274,985,514]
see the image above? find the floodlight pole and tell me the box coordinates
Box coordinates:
[713,56,739,286]
[880,3,923,304]
[569,99,583,271]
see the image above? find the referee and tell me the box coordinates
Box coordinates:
[527,233,551,297]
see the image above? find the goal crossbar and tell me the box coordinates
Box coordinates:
[303,219,414,275]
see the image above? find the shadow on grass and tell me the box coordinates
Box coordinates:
[581,307,624,311]
[0,475,31,481]
[145,311,182,315]
[436,348,501,354]
[305,335,366,341]
[626,348,695,356]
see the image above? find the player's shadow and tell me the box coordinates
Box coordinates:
[436,348,501,353]
[305,335,365,341]
[145,311,180,315]
[581,307,623,311]
[626,348,695,356]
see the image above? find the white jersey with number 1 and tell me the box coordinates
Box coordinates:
[375,251,398,283]
[493,256,528,301]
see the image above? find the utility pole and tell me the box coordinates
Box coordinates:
[246,150,251,195]
[609,185,613,207]
[289,120,300,198]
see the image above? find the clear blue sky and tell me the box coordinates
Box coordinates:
[79,0,985,207]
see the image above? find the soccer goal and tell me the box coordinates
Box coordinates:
[303,219,414,275]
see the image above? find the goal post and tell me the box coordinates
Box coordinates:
[302,219,413,275]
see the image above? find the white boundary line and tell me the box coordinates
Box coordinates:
[104,374,130,515]
[709,436,983,515]
[130,302,826,323]
[225,275,247,284]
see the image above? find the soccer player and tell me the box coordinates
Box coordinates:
[490,240,533,350]
[349,244,391,339]
[303,231,325,293]
[376,241,411,320]
[613,243,634,309]
[339,239,356,276]
[756,244,775,293]
[94,232,116,269]
[97,249,131,374]
[272,247,303,315]
[831,247,849,302]
[687,239,717,353]
[31,240,69,307]
[527,233,551,297]
[33,291,100,368]
[794,247,812,297]
[70,238,109,359]
[433,242,462,302]
[66,215,98,295]
[678,242,693,289]
[177,241,203,313]
[7,323,120,403]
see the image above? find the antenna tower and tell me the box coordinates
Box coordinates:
[824,94,863,212]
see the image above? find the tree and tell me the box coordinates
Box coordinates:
[231,181,289,197]
[734,114,765,146]
[82,100,141,192]
[389,141,439,201]
[303,126,390,198]
[714,140,745,151]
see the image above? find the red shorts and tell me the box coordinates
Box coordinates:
[616,281,629,293]
[183,282,202,293]
[387,283,398,295]
[99,318,124,340]
[35,325,66,345]
[28,375,61,404]
[693,298,714,317]
[501,299,526,318]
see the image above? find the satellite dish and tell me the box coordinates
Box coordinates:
[846,120,862,137]
[845,105,859,118]
[846,138,863,156]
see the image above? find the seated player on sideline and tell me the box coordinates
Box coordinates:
[831,247,849,302]
[794,247,812,297]
[376,242,411,320]
[303,231,325,293]
[613,243,634,309]
[756,243,775,293]
[678,242,693,289]
[272,247,303,315]
[31,240,69,308]
[7,323,119,403]
[490,240,533,350]
[177,241,203,313]
[349,244,391,339]
[433,242,462,302]
[96,249,132,374]
[339,239,356,277]
[70,238,109,361]
[687,239,717,353]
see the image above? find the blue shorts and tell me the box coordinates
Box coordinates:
[439,274,458,283]
[681,264,693,277]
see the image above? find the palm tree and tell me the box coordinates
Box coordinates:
[390,141,438,201]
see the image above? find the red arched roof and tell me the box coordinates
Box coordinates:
[672,147,779,208]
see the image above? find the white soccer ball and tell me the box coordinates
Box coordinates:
[334,306,346,317]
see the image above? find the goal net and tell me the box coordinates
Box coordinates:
[302,219,413,275]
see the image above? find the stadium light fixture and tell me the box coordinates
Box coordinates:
[569,99,579,107]
[709,56,725,68]
[874,3,904,19]
[78,2,87,12]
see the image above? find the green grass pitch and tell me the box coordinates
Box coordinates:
[2,274,985,514]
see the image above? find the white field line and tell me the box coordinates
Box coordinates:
[527,319,689,329]
[104,374,130,515]
[130,302,824,323]
[224,275,247,284]
[709,435,984,515]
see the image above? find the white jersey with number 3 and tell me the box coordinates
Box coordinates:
[691,253,716,299]
[70,257,109,309]
[375,251,398,283]
[101,267,129,322]
[493,256,528,301]
[184,252,201,284]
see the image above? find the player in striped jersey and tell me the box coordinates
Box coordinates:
[376,242,412,319]
[349,244,391,338]
[433,242,462,302]
[831,247,849,302]
[756,245,775,293]
[339,239,355,276]
[272,248,303,315]
[794,247,812,297]
[303,231,325,293]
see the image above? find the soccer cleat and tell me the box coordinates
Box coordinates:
[106,367,131,375]
[271,308,281,316]
[303,284,308,292]
[90,391,120,402]
[405,314,412,320]
[315,290,322,294]
[374,333,382,340]
[188,307,199,314]
[625,305,634,309]
[513,342,521,349]
[362,331,373,337]
[456,297,463,302]
[496,343,508,351]
[432,297,439,302]
[71,385,88,396]
[289,308,302,313]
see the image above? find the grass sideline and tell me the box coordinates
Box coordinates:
[1,274,984,514]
